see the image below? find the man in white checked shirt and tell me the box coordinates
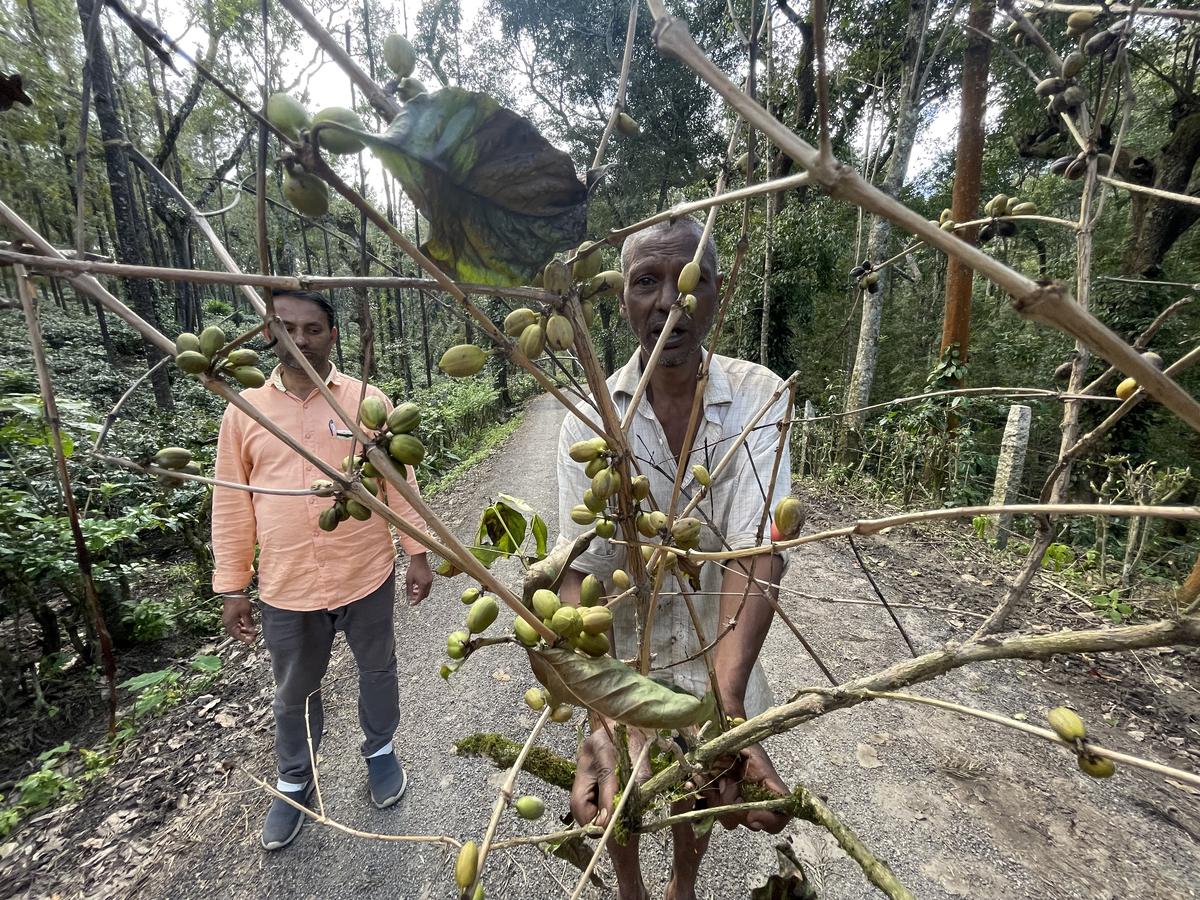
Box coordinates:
[555,217,792,900]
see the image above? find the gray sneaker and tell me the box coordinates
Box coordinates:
[260,783,315,851]
[366,753,407,809]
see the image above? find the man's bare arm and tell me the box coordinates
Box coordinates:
[712,552,783,716]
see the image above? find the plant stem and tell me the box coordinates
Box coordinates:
[471,706,554,894]
[15,265,117,735]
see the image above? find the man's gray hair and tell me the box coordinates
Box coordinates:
[619,217,718,276]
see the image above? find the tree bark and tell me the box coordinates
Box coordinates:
[1121,111,1200,279]
[77,0,172,409]
[839,0,929,459]
[938,0,994,375]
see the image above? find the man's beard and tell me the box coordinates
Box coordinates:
[280,350,323,371]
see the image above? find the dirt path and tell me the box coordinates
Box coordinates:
[6,394,1197,900]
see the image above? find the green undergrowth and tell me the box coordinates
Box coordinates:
[426,413,523,498]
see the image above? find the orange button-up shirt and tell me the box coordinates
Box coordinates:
[211,364,429,611]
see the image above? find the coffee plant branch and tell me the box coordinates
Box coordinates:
[276,0,401,120]
[859,689,1200,788]
[800,386,1120,425]
[1098,175,1200,210]
[471,706,554,895]
[637,616,1200,805]
[1017,1,1200,23]
[599,173,810,248]
[92,453,325,496]
[238,768,461,847]
[1028,342,1200,511]
[592,0,639,170]
[648,503,1200,562]
[847,536,918,657]
[0,249,557,303]
[618,307,685,434]
[91,354,173,451]
[647,786,916,900]
[678,372,800,520]
[1080,297,1192,396]
[0,201,176,357]
[643,0,1200,433]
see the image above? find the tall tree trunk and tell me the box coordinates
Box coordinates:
[76,0,172,408]
[760,191,776,367]
[839,0,929,460]
[938,0,994,376]
[1120,111,1200,279]
[758,10,775,368]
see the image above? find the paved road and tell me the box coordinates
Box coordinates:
[146,394,1197,900]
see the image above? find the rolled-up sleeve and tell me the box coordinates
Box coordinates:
[211,405,257,593]
[722,385,793,552]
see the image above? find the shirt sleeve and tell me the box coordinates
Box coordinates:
[211,404,258,593]
[375,389,431,557]
[722,383,793,552]
[555,409,623,578]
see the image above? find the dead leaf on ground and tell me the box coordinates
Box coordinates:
[855,743,883,769]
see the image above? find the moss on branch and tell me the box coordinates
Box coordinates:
[455,732,576,791]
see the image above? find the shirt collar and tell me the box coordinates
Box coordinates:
[269,361,342,393]
[613,349,732,424]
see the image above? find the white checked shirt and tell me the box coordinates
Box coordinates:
[556,350,791,716]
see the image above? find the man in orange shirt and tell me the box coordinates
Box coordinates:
[212,291,434,851]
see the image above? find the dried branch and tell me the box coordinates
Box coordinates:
[638,616,1200,804]
[659,502,1200,562]
[863,690,1200,788]
[472,707,554,894]
[592,0,639,170]
[238,768,460,847]
[0,248,556,303]
[642,1,1200,434]
[1016,2,1200,23]
[15,265,117,734]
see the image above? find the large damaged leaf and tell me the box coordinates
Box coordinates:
[356,88,587,285]
[530,647,713,730]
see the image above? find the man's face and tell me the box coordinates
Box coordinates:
[270,295,337,372]
[619,229,721,368]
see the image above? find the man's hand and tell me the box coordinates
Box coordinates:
[569,727,652,827]
[405,553,433,606]
[705,742,791,833]
[222,593,256,645]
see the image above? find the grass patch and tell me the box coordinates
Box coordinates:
[425,412,524,497]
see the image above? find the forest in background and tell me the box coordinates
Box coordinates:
[0,0,1197,851]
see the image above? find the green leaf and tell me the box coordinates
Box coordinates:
[531,514,548,559]
[190,655,222,674]
[358,88,587,285]
[472,500,529,566]
[118,669,174,692]
[530,647,712,730]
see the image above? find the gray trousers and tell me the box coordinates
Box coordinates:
[259,571,398,784]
